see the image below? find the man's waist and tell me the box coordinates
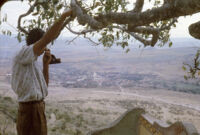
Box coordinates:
[19,99,44,105]
[17,90,48,103]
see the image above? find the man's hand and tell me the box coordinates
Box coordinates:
[43,49,52,65]
[63,7,73,17]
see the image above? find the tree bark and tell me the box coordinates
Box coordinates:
[96,0,200,27]
[189,21,200,39]
[72,0,200,39]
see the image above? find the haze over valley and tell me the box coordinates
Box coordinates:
[1,35,199,94]
[0,35,200,134]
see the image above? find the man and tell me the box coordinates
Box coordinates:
[11,8,73,135]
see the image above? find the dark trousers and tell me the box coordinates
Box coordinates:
[17,100,47,135]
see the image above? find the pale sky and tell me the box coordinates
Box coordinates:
[1,1,200,38]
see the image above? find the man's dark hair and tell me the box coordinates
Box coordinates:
[26,28,45,45]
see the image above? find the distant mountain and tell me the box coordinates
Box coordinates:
[168,38,200,48]
[1,34,200,60]
[0,35,24,47]
[1,34,200,49]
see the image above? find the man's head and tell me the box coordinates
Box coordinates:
[26,28,45,46]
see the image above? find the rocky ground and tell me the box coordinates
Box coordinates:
[0,81,200,135]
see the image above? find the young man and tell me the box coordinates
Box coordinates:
[11,9,73,135]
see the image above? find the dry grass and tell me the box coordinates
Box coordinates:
[0,83,200,135]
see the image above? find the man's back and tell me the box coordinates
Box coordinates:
[11,44,48,102]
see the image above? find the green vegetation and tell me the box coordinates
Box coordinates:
[0,95,112,135]
[150,80,200,94]
[0,95,17,135]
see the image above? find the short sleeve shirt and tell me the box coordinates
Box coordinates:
[11,45,48,102]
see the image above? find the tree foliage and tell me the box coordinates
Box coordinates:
[0,0,200,79]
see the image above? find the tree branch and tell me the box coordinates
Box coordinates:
[160,18,177,30]
[110,25,155,46]
[94,0,200,27]
[66,35,80,45]
[85,36,101,46]
[127,18,177,46]
[65,25,100,46]
[66,23,96,35]
[189,21,200,39]
[70,0,198,42]
[62,17,74,30]
[70,0,104,29]
[132,0,144,12]
[17,1,37,35]
[127,26,159,46]
[17,1,47,35]
[15,0,200,46]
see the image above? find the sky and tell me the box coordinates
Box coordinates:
[0,1,200,38]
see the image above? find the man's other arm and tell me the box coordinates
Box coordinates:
[43,64,49,86]
[43,49,51,86]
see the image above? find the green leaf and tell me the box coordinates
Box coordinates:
[56,4,62,10]
[53,0,59,5]
[116,31,119,39]
[173,23,176,27]
[169,42,173,47]
[184,75,188,80]
[49,11,54,18]
[125,48,130,53]
[17,33,22,42]
[182,66,186,71]
[98,7,103,12]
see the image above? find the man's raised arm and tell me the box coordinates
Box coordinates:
[33,9,72,56]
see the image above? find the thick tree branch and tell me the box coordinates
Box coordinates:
[70,0,198,41]
[133,34,153,46]
[189,21,200,39]
[128,0,145,34]
[128,18,177,32]
[129,26,158,34]
[128,26,159,46]
[15,0,200,46]
[132,0,144,12]
[127,18,177,46]
[71,0,104,29]
[95,0,200,27]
